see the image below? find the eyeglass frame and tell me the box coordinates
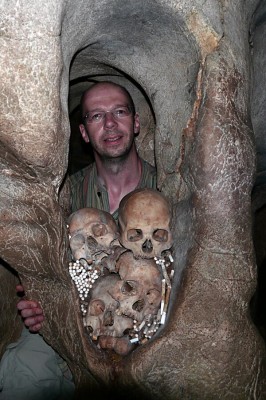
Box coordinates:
[82,105,134,124]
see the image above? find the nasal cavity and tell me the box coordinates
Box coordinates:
[142,239,153,253]
[104,310,114,326]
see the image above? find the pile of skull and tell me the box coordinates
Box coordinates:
[68,188,174,356]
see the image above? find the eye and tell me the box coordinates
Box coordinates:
[92,223,108,237]
[70,234,85,247]
[153,229,168,242]
[127,229,143,242]
[113,107,130,118]
[89,112,104,122]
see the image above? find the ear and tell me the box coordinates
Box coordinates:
[79,124,90,143]
[133,113,140,135]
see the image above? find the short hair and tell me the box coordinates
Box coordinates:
[80,81,136,117]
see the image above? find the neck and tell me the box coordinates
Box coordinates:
[94,145,142,213]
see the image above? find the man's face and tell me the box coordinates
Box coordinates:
[79,83,140,160]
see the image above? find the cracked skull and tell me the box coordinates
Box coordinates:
[118,188,173,258]
[68,207,119,262]
[83,274,134,355]
[111,251,162,323]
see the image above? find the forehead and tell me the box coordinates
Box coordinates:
[69,209,118,234]
[82,84,129,111]
[69,209,100,231]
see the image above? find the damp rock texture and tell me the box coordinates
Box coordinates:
[0,0,266,399]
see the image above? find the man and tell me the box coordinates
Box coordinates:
[0,81,157,399]
[70,81,156,219]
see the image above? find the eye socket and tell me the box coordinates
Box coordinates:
[89,299,105,316]
[132,299,145,312]
[153,229,168,242]
[70,234,85,247]
[86,326,93,334]
[127,229,143,242]
[92,223,108,237]
[86,236,98,247]
[121,280,137,296]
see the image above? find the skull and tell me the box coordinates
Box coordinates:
[110,251,162,323]
[118,188,173,259]
[68,207,119,262]
[84,274,134,355]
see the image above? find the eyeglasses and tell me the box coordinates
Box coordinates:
[83,106,132,124]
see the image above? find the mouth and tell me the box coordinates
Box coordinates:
[103,132,123,145]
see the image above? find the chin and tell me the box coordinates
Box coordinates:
[102,147,131,159]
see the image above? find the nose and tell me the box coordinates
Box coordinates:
[142,239,153,254]
[103,111,117,129]
[103,310,114,326]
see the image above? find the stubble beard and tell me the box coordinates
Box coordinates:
[94,133,135,166]
[98,143,133,170]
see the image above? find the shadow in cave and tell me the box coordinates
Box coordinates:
[250,257,266,341]
[77,382,158,400]
[250,199,266,341]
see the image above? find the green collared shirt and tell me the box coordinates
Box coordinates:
[70,158,157,221]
